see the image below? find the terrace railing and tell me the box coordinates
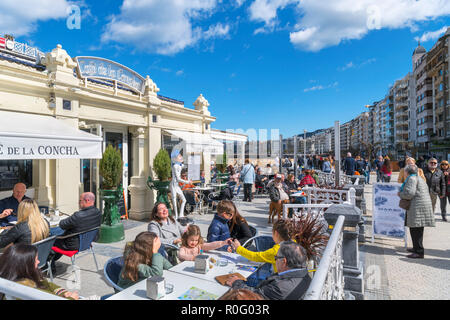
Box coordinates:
[303,186,356,206]
[303,215,345,300]
[0,277,65,300]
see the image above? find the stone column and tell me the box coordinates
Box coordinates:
[128,127,151,220]
[324,203,365,300]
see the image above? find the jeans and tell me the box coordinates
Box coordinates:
[49,227,65,237]
[243,183,253,202]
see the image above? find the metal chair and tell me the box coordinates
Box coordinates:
[160,243,180,265]
[241,235,275,252]
[243,225,259,249]
[33,235,57,281]
[103,256,125,293]
[51,227,100,283]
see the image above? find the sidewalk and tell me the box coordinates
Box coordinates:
[362,173,450,300]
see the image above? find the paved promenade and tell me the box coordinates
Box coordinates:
[51,179,450,299]
[362,173,450,300]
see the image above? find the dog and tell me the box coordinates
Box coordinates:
[268,200,289,223]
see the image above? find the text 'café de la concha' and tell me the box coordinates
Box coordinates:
[0,38,247,219]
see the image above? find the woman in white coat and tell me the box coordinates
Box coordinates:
[170,150,192,219]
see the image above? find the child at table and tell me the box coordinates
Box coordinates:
[178,225,231,262]
[207,200,234,251]
[117,231,173,289]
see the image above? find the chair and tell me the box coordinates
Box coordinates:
[33,235,57,281]
[243,225,259,249]
[51,227,100,283]
[38,206,49,215]
[103,256,125,293]
[160,243,180,265]
[241,235,275,252]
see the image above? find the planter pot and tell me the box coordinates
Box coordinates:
[97,189,125,243]
[147,177,173,215]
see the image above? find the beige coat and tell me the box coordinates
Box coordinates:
[399,175,435,228]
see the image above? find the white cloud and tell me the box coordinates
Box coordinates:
[0,0,73,36]
[414,26,449,43]
[176,70,184,76]
[102,0,231,55]
[338,58,376,71]
[248,0,450,51]
[304,81,338,92]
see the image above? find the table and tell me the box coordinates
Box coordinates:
[107,270,230,300]
[168,250,261,283]
[290,191,306,198]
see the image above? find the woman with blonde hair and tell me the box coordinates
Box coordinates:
[0,199,49,249]
[398,157,425,183]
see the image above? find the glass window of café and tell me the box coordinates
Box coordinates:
[0,160,33,191]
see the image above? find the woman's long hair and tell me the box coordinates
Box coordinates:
[122,232,157,282]
[228,201,248,233]
[17,199,49,243]
[181,225,204,248]
[150,202,175,225]
[382,159,392,172]
[0,244,44,292]
[289,214,329,262]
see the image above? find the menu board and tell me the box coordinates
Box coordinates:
[372,183,407,244]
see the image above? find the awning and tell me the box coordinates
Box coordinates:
[0,110,103,159]
[164,129,224,155]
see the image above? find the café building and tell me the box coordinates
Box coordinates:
[0,38,246,220]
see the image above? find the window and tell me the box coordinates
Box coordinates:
[439,83,444,91]
[0,160,33,191]
[152,115,157,123]
[63,99,71,111]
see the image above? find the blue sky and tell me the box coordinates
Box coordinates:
[2,0,450,138]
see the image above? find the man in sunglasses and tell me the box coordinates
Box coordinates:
[423,158,446,214]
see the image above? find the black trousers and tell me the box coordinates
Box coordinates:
[409,227,424,255]
[243,183,253,202]
[440,194,449,214]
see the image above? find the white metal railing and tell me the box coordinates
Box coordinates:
[283,203,332,220]
[303,186,356,206]
[0,277,66,300]
[304,215,345,300]
[315,171,359,186]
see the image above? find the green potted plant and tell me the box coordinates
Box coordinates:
[97,144,125,243]
[216,152,229,184]
[147,149,172,213]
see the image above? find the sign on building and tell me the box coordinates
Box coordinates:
[75,56,145,93]
[372,183,407,246]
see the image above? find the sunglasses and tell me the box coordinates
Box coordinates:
[430,162,437,164]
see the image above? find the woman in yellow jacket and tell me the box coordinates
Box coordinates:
[229,219,291,273]
[398,157,425,183]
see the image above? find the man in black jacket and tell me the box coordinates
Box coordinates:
[0,183,30,227]
[423,158,446,214]
[343,152,356,176]
[225,241,311,300]
[49,192,101,269]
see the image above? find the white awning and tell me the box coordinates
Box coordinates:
[164,129,224,155]
[0,110,103,160]
[211,130,248,142]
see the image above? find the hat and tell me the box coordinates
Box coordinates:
[275,174,282,179]
[171,149,181,159]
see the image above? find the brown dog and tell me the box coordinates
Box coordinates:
[268,200,289,223]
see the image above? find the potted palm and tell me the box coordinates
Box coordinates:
[216,152,229,185]
[147,149,172,213]
[97,144,125,243]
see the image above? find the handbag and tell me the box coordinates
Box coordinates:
[399,199,411,210]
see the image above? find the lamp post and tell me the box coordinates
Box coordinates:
[303,129,307,169]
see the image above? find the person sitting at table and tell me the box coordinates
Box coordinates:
[225,241,311,300]
[48,192,102,272]
[148,202,187,247]
[179,170,199,211]
[299,170,317,187]
[0,182,30,227]
[227,201,253,245]
[178,225,231,262]
[117,231,172,290]
[207,200,234,252]
[200,170,206,184]
[0,244,80,300]
[219,288,265,300]
[255,168,268,193]
[0,199,50,250]
[229,219,291,273]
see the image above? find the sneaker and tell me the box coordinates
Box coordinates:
[442,215,447,222]
[406,248,415,253]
